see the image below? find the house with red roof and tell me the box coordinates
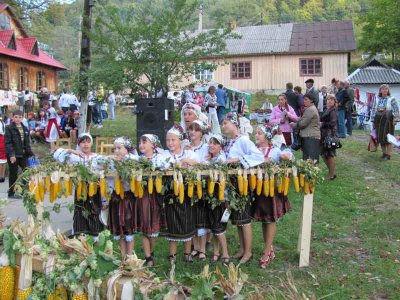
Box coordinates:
[0,2,67,93]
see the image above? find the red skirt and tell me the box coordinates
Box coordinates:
[108,191,136,237]
[282,132,292,146]
[251,190,291,223]
[134,190,166,236]
[0,135,6,160]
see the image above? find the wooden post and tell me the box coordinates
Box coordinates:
[298,193,314,267]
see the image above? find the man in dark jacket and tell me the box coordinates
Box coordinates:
[284,82,302,116]
[305,79,320,109]
[5,110,34,198]
[335,81,351,138]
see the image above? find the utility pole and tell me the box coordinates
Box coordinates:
[78,0,95,135]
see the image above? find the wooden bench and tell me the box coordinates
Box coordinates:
[95,137,116,153]
[55,138,72,149]
[100,142,114,155]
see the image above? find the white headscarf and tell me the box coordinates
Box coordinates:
[180,103,208,131]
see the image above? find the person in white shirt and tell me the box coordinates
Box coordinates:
[203,86,221,134]
[58,91,70,113]
[108,90,116,120]
[68,92,80,112]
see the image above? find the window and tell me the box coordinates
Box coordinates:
[18,67,29,91]
[8,34,16,50]
[0,15,10,30]
[36,71,46,90]
[300,58,322,76]
[194,67,214,81]
[0,63,9,89]
[231,62,251,79]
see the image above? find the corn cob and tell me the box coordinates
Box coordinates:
[72,294,88,300]
[256,168,263,196]
[29,180,34,193]
[178,172,184,204]
[133,179,139,198]
[14,265,20,300]
[82,183,88,201]
[49,183,56,203]
[237,169,244,195]
[120,182,125,200]
[196,172,202,200]
[249,169,256,191]
[218,172,225,201]
[88,182,96,197]
[129,177,136,194]
[299,173,305,187]
[269,175,275,197]
[292,166,300,193]
[0,266,15,300]
[277,176,283,194]
[303,180,309,195]
[283,174,290,196]
[155,176,162,193]
[187,180,194,198]
[57,181,63,198]
[45,176,51,192]
[136,174,143,198]
[16,288,32,300]
[310,178,316,193]
[114,177,121,196]
[263,172,269,197]
[34,185,41,203]
[173,171,179,196]
[47,285,68,300]
[208,171,215,196]
[76,181,83,199]
[100,177,106,197]
[39,182,45,202]
[147,177,154,194]
[243,170,248,196]
[63,180,70,197]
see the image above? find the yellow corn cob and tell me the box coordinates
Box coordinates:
[63,180,70,197]
[57,181,63,198]
[219,181,225,201]
[249,172,256,191]
[82,183,88,201]
[263,179,269,197]
[76,181,82,199]
[148,178,154,194]
[283,176,290,196]
[34,185,41,203]
[179,182,184,204]
[45,176,51,192]
[72,294,88,300]
[29,181,34,193]
[299,173,305,187]
[120,182,125,200]
[69,180,73,196]
[14,265,20,300]
[47,285,68,300]
[256,178,262,196]
[310,179,316,193]
[0,266,15,300]
[173,180,179,196]
[39,182,45,202]
[304,180,309,195]
[114,177,121,196]
[155,176,162,193]
[99,178,106,197]
[135,180,143,198]
[130,178,136,194]
[237,169,244,195]
[277,177,283,194]
[197,180,202,200]
[269,176,275,197]
[16,288,32,300]
[88,182,96,197]
[49,183,56,203]
[208,179,215,196]
[187,181,194,198]
[293,176,300,193]
[243,177,248,196]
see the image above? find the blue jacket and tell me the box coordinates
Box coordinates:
[215,88,227,107]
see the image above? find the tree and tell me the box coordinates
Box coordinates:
[359,0,400,63]
[90,0,237,97]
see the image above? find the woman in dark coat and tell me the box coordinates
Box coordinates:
[320,95,338,180]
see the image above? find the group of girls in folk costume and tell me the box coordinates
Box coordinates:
[53,133,107,236]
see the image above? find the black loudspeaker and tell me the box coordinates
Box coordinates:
[136,97,174,148]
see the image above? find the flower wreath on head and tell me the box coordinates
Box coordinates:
[141,134,161,148]
[114,136,134,151]
[168,124,186,140]
[209,133,226,147]
[225,112,239,127]
[191,120,211,135]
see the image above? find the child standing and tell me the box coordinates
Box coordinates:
[0,114,7,182]
[253,124,293,268]
[45,106,61,152]
[221,112,264,264]
[108,137,138,259]
[136,134,167,266]
[164,125,199,264]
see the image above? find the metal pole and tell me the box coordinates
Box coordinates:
[78,0,93,135]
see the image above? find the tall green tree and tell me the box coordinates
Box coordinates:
[90,0,237,97]
[359,0,400,63]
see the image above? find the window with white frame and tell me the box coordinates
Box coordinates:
[194,67,214,81]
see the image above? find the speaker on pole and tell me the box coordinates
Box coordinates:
[135,98,174,148]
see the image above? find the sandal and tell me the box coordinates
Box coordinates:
[210,254,220,264]
[239,255,253,265]
[184,252,193,263]
[232,252,244,260]
[189,250,199,260]
[169,254,176,265]
[145,256,154,267]
[198,251,207,261]
[221,257,230,265]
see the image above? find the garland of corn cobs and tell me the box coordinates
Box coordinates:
[25,161,319,205]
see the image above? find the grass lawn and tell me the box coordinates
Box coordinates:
[32,106,400,299]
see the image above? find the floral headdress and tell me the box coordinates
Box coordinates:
[191,120,211,134]
[141,134,161,148]
[225,112,240,127]
[78,133,93,144]
[168,124,186,140]
[209,134,226,147]
[114,136,133,151]
[258,124,280,140]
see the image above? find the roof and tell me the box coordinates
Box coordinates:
[346,57,400,84]
[224,20,355,56]
[0,3,66,69]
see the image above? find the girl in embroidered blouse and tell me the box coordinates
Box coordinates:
[253,124,293,268]
[371,84,400,160]
[108,137,138,260]
[164,125,199,264]
[136,134,167,267]
[221,112,264,265]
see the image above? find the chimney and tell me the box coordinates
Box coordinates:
[228,21,237,30]
[198,4,203,31]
